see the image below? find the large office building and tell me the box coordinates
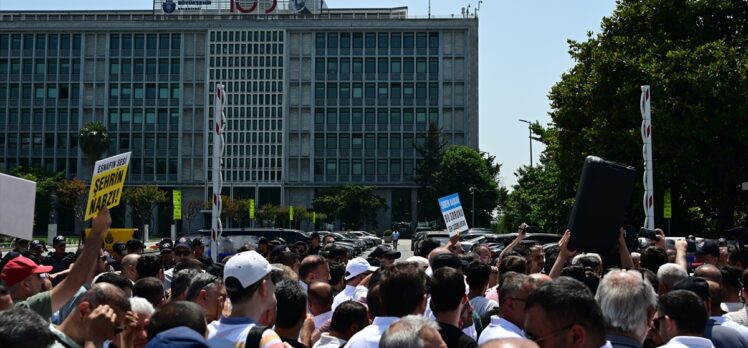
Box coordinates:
[0,0,478,233]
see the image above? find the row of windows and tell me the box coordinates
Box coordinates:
[110,33,180,51]
[211,81,281,94]
[224,131,283,143]
[110,59,180,76]
[315,32,439,50]
[0,109,79,126]
[314,82,438,101]
[107,109,180,126]
[315,57,438,75]
[109,84,180,100]
[110,133,180,152]
[210,55,283,68]
[224,157,282,169]
[2,133,78,150]
[0,34,82,51]
[313,133,431,152]
[209,43,283,56]
[209,68,283,81]
[218,106,283,119]
[218,144,283,157]
[129,158,179,177]
[0,84,80,100]
[313,159,414,177]
[0,59,81,76]
[220,170,282,182]
[312,108,439,126]
[210,31,284,43]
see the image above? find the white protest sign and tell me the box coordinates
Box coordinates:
[85,152,131,221]
[438,193,469,237]
[0,173,37,240]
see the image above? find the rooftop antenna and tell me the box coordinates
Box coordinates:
[428,0,431,19]
[475,1,483,17]
[466,4,471,18]
[461,7,465,18]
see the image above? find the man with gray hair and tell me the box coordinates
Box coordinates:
[657,263,688,295]
[379,315,446,348]
[595,269,657,348]
[478,272,538,344]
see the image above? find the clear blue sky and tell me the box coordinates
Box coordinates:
[0,0,617,188]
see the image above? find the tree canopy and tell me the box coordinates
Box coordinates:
[535,0,748,234]
[312,184,386,230]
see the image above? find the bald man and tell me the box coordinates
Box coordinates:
[528,273,552,285]
[309,281,334,330]
[120,254,141,282]
[480,338,540,348]
[695,264,723,283]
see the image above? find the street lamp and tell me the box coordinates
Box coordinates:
[518,119,535,167]
[469,186,476,228]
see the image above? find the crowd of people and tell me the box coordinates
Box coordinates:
[2,210,748,348]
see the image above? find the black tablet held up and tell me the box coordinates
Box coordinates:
[567,156,637,253]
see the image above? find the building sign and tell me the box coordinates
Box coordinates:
[155,0,321,15]
[438,193,469,237]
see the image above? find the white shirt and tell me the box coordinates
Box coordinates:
[469,296,499,318]
[423,297,477,339]
[313,333,347,348]
[332,285,367,310]
[658,336,715,348]
[711,316,748,342]
[344,316,399,348]
[313,310,333,331]
[478,316,524,345]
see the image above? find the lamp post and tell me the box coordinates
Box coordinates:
[469,186,476,228]
[518,119,534,166]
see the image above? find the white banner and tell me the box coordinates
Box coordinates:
[438,193,469,237]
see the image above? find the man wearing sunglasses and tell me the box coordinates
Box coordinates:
[523,277,608,348]
[163,237,194,291]
[655,290,713,348]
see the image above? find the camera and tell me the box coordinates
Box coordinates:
[639,228,658,240]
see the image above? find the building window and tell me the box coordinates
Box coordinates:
[365,33,376,48]
[315,33,325,49]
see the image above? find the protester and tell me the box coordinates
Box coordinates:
[480,338,540,348]
[720,266,743,313]
[110,242,127,271]
[673,276,747,347]
[28,239,47,265]
[127,297,155,348]
[192,238,214,270]
[345,263,428,347]
[0,307,52,348]
[158,238,175,270]
[51,283,132,348]
[523,277,608,348]
[595,269,657,348]
[479,272,537,344]
[430,267,478,347]
[274,280,313,347]
[133,277,165,308]
[656,263,688,295]
[147,301,208,339]
[1,207,111,321]
[313,300,368,348]
[308,281,334,331]
[207,250,285,347]
[379,315,446,348]
[144,326,210,348]
[308,233,322,255]
[329,262,346,296]
[332,257,375,310]
[163,237,194,290]
[299,255,331,292]
[656,290,713,348]
[136,254,163,280]
[726,268,748,327]
[126,239,145,255]
[466,261,498,319]
[368,245,401,266]
[185,272,227,323]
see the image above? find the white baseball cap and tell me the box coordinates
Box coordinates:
[345,257,378,280]
[224,250,276,288]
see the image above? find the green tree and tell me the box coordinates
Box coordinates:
[432,146,501,228]
[78,122,111,167]
[7,167,64,229]
[56,178,89,227]
[222,196,248,228]
[183,199,206,234]
[123,186,167,231]
[414,123,448,221]
[312,185,386,230]
[257,204,281,227]
[546,0,748,234]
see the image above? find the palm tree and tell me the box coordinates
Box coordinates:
[78,122,111,171]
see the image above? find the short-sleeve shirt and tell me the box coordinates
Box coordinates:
[15,290,53,321]
[207,316,285,348]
